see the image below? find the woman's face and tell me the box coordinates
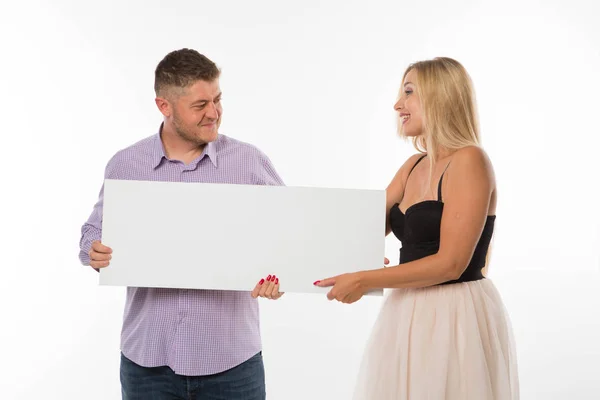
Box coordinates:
[394,69,423,137]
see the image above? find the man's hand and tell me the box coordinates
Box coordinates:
[89,240,112,269]
[251,275,284,300]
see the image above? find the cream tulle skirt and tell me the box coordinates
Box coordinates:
[352,279,519,400]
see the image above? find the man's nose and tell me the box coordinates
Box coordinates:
[206,102,219,119]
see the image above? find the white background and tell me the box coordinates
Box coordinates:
[1,0,599,398]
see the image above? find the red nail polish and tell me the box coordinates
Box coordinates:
[275,278,279,284]
[259,279,265,285]
[267,275,272,281]
[313,280,320,285]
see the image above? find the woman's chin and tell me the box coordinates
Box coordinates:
[401,130,420,138]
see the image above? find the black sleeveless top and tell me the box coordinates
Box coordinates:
[389,155,496,285]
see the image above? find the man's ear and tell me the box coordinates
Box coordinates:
[155,97,172,117]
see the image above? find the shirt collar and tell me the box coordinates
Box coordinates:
[205,139,218,168]
[152,123,218,169]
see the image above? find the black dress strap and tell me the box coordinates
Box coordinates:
[437,162,451,201]
[408,154,426,178]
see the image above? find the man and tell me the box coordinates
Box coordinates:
[79,48,284,400]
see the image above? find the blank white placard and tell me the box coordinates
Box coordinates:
[99,179,385,295]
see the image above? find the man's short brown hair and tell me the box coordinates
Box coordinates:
[154,48,220,97]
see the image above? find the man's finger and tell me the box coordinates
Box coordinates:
[92,240,112,253]
[90,252,112,261]
[90,260,110,269]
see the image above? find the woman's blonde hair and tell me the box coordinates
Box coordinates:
[398,57,481,163]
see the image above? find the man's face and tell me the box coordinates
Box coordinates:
[165,79,223,146]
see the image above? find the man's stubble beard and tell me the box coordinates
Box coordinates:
[172,111,211,147]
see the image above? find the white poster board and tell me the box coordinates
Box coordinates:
[100,179,385,295]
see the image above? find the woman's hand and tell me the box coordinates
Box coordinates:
[314,272,367,304]
[315,257,389,303]
[251,274,284,300]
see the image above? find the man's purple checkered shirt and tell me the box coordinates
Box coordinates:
[79,128,284,376]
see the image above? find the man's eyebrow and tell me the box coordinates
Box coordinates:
[191,92,222,105]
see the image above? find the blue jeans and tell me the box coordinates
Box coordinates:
[120,352,266,400]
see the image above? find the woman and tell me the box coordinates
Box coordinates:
[315,57,519,399]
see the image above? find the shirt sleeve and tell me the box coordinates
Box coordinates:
[257,151,285,186]
[78,157,116,266]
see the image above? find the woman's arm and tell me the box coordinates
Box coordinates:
[362,146,495,289]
